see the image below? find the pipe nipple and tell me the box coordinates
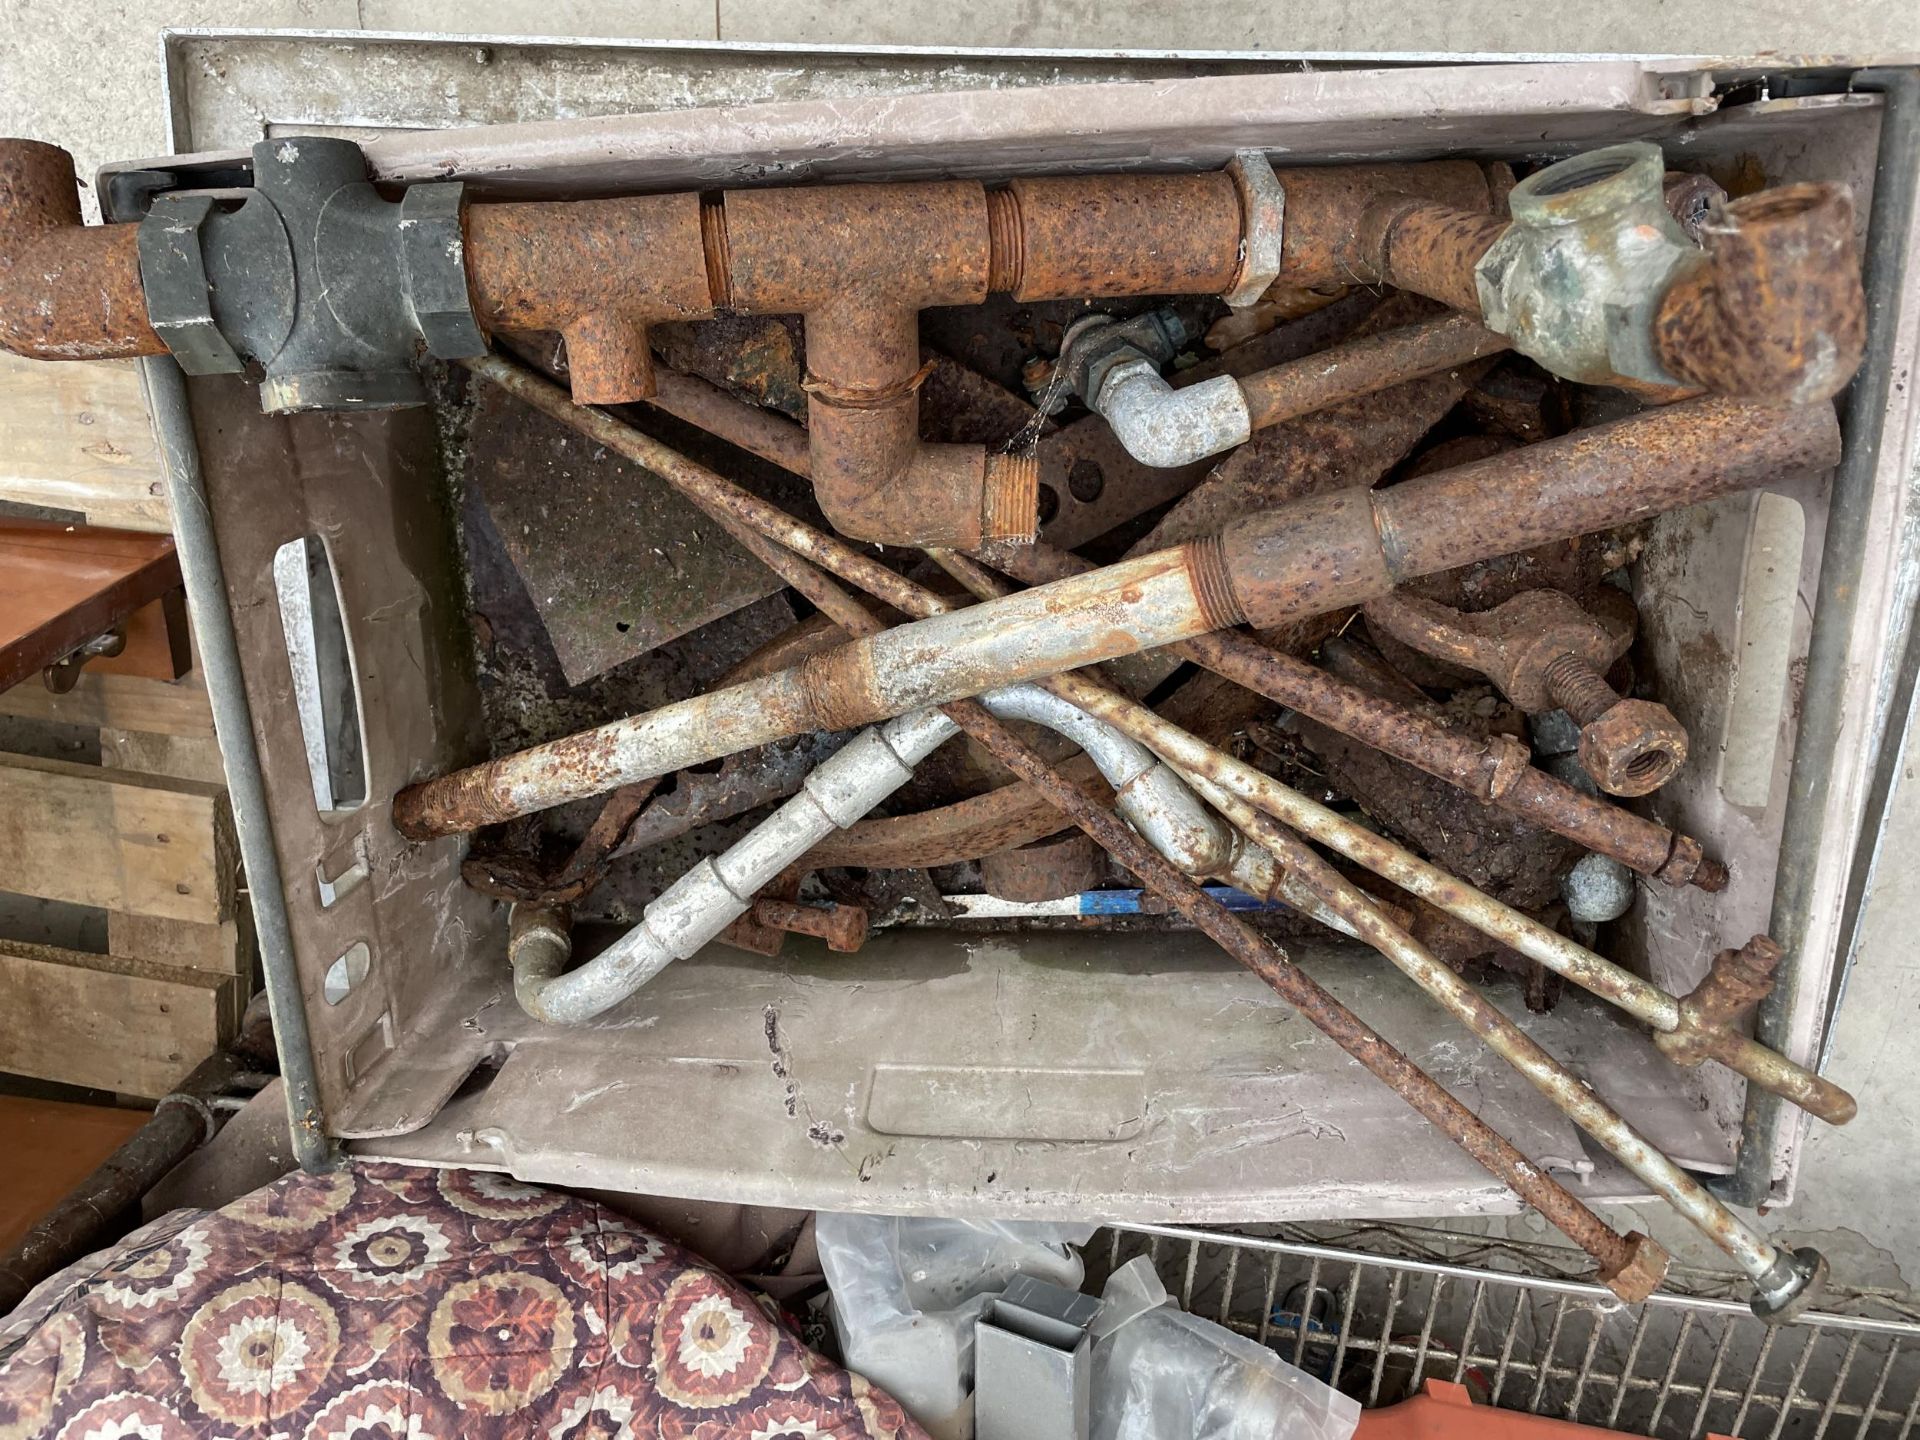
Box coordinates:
[982,450,1040,543]
[986,188,1025,295]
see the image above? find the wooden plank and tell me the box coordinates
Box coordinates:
[0,1096,149,1250]
[100,725,227,786]
[0,752,236,923]
[0,668,213,737]
[0,939,231,1097]
[0,354,168,532]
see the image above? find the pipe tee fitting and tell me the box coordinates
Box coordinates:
[1475,143,1701,388]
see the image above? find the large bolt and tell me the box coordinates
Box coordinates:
[751,897,869,953]
[1363,587,1691,799]
[1542,652,1689,798]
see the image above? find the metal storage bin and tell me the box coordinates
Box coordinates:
[125,39,1920,1221]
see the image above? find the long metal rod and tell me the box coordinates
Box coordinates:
[0,1051,239,1312]
[1723,65,1920,1206]
[138,357,332,1174]
[930,549,1797,1299]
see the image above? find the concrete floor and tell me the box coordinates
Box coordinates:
[2,2,1918,1296]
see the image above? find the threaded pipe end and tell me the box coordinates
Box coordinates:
[700,196,733,308]
[1543,652,1619,724]
[982,450,1040,542]
[392,761,516,840]
[986,188,1025,295]
[1185,534,1248,631]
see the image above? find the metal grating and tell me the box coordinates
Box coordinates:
[1094,1224,1920,1440]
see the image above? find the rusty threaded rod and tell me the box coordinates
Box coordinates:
[1543,651,1624,723]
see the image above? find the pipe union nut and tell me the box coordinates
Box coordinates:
[1475,143,1701,387]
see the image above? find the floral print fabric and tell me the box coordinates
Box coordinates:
[0,1162,922,1440]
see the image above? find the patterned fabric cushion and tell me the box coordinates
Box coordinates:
[0,1161,923,1440]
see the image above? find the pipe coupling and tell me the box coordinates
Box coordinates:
[1475,143,1700,388]
[136,136,487,413]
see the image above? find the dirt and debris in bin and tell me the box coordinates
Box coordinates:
[430,294,1683,989]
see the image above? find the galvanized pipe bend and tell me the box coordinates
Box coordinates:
[504,682,1246,1025]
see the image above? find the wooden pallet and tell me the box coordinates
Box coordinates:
[0,357,254,1097]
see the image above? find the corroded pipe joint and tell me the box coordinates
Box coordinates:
[465,191,711,404]
[1653,183,1867,404]
[727,183,1024,547]
[1475,143,1702,388]
[0,139,161,361]
[1654,935,1782,1067]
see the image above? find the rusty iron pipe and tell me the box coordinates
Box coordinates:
[1652,184,1867,405]
[464,192,712,403]
[1237,312,1510,433]
[399,359,1836,842]
[0,139,162,361]
[936,549,1853,1130]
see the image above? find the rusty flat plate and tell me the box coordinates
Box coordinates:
[469,383,784,685]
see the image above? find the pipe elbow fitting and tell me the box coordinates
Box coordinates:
[1094,360,1251,468]
[1474,143,1701,388]
[0,139,161,361]
[1652,183,1866,404]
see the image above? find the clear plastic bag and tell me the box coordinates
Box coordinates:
[817,1212,1095,1440]
[1089,1258,1361,1440]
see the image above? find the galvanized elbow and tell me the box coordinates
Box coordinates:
[507,903,578,1025]
[1094,360,1252,469]
[980,684,1238,877]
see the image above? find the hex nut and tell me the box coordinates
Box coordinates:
[1578,699,1689,797]
[1600,1231,1672,1304]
